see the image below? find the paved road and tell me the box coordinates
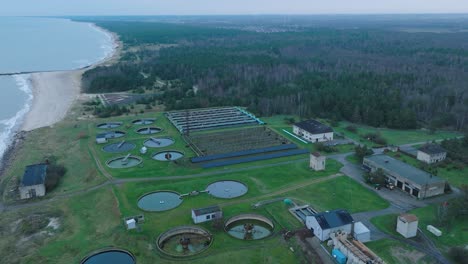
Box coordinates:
[328,152,456,264]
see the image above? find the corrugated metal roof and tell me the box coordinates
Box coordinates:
[364,154,445,185]
[21,164,47,186]
[192,205,221,216]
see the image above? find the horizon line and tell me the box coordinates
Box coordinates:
[2,12,468,17]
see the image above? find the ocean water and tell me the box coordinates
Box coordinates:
[0,17,115,158]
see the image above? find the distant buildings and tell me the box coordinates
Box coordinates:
[417,144,447,164]
[306,209,354,241]
[363,154,446,199]
[396,214,418,238]
[191,205,223,224]
[293,119,333,143]
[19,164,48,199]
[310,152,326,171]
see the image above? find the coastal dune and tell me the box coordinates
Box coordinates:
[21,70,83,131]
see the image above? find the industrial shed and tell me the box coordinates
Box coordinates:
[191,205,223,224]
[363,154,447,199]
[306,209,354,241]
[293,119,333,143]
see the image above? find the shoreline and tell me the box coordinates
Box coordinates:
[0,22,121,177]
[20,23,121,132]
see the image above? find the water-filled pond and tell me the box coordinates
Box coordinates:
[206,180,248,199]
[136,127,162,135]
[81,249,135,264]
[152,151,184,161]
[132,118,155,125]
[107,156,142,169]
[102,142,136,153]
[137,191,183,211]
[143,137,175,148]
[97,122,122,129]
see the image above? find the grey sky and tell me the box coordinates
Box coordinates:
[2,0,468,16]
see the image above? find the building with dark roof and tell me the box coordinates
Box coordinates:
[19,164,48,199]
[191,205,222,224]
[363,154,447,199]
[305,209,354,241]
[417,144,447,164]
[293,119,333,143]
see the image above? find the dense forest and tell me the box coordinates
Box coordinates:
[80,17,468,130]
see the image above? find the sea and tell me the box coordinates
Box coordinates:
[0,17,115,159]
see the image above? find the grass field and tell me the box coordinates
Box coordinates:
[281,176,390,213]
[366,239,436,264]
[370,214,400,237]
[1,117,107,202]
[410,204,468,248]
[332,121,461,147]
[370,204,468,255]
[386,152,468,188]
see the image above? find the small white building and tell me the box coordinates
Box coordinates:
[310,152,326,171]
[396,214,418,238]
[417,144,447,164]
[293,119,334,143]
[19,164,48,200]
[306,209,354,241]
[96,133,108,144]
[353,222,371,242]
[125,219,137,230]
[191,205,223,224]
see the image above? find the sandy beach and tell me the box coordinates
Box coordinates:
[21,70,83,131]
[20,24,121,132]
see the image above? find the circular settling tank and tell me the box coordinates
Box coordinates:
[138,191,183,212]
[206,180,248,199]
[106,156,142,169]
[157,226,213,257]
[102,142,136,153]
[136,127,162,135]
[97,122,122,129]
[81,249,135,264]
[152,151,184,161]
[105,131,126,139]
[225,214,274,240]
[132,118,155,125]
[143,137,175,148]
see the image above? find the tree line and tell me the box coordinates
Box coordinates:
[82,20,468,130]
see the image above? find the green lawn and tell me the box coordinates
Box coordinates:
[410,204,468,248]
[370,214,400,237]
[332,121,460,147]
[370,204,468,255]
[281,176,389,213]
[1,118,107,202]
